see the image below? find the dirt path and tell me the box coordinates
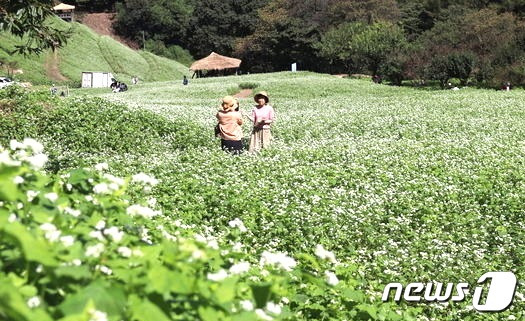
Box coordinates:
[233,89,253,98]
[44,50,68,82]
[81,13,139,49]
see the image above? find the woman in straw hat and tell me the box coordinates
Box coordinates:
[216,95,244,154]
[248,91,275,152]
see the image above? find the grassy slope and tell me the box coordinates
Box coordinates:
[0,17,189,85]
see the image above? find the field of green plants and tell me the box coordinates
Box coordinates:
[1,72,524,320]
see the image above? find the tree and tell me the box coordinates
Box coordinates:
[185,0,268,58]
[234,0,322,72]
[113,0,193,48]
[316,22,368,73]
[0,0,70,55]
[425,52,475,87]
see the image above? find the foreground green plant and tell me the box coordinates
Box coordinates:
[0,139,418,321]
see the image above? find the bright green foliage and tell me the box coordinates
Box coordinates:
[0,139,416,320]
[0,0,69,55]
[0,17,188,85]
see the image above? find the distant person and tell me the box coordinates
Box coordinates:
[502,81,511,91]
[119,82,128,92]
[372,75,382,84]
[248,91,275,153]
[183,75,189,85]
[132,76,138,85]
[50,84,57,95]
[216,95,243,154]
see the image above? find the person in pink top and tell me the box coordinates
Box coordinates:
[216,95,244,154]
[248,91,275,152]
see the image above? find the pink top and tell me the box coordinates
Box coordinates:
[251,104,275,129]
[216,110,243,140]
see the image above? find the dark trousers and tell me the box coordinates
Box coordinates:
[221,139,243,155]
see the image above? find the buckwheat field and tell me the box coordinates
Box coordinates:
[0,72,523,320]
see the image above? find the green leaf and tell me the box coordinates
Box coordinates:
[0,277,53,321]
[58,280,126,318]
[251,283,272,309]
[198,306,222,321]
[129,296,171,321]
[170,271,195,294]
[54,266,92,281]
[0,165,21,201]
[4,222,57,266]
[215,277,236,304]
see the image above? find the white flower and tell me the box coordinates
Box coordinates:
[315,244,337,263]
[10,140,25,151]
[259,251,297,271]
[63,207,81,217]
[126,204,160,219]
[117,246,132,258]
[22,138,44,154]
[228,218,248,232]
[26,296,40,308]
[207,269,228,281]
[96,265,113,275]
[508,315,516,320]
[147,198,157,207]
[40,223,61,242]
[60,235,75,247]
[27,190,40,202]
[72,259,82,266]
[93,183,110,194]
[95,220,106,230]
[0,150,21,166]
[325,270,339,286]
[13,176,24,184]
[229,262,251,275]
[103,174,125,187]
[44,192,58,202]
[66,183,73,191]
[240,300,254,311]
[89,230,105,241]
[26,153,48,169]
[8,213,17,222]
[104,226,124,242]
[265,302,282,315]
[255,309,273,321]
[232,242,243,252]
[94,162,109,171]
[88,309,108,321]
[132,172,159,186]
[85,243,105,258]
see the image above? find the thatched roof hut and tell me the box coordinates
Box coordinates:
[53,3,75,22]
[190,52,241,74]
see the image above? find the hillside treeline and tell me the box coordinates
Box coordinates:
[77,0,525,87]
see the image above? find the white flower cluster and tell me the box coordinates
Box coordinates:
[314,244,338,264]
[6,138,48,169]
[259,251,297,271]
[131,172,159,192]
[228,218,248,232]
[126,204,160,219]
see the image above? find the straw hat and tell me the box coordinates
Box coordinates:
[254,91,269,103]
[221,95,236,111]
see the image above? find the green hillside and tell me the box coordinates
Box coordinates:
[0,17,189,86]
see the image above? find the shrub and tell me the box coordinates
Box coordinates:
[239,82,259,90]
